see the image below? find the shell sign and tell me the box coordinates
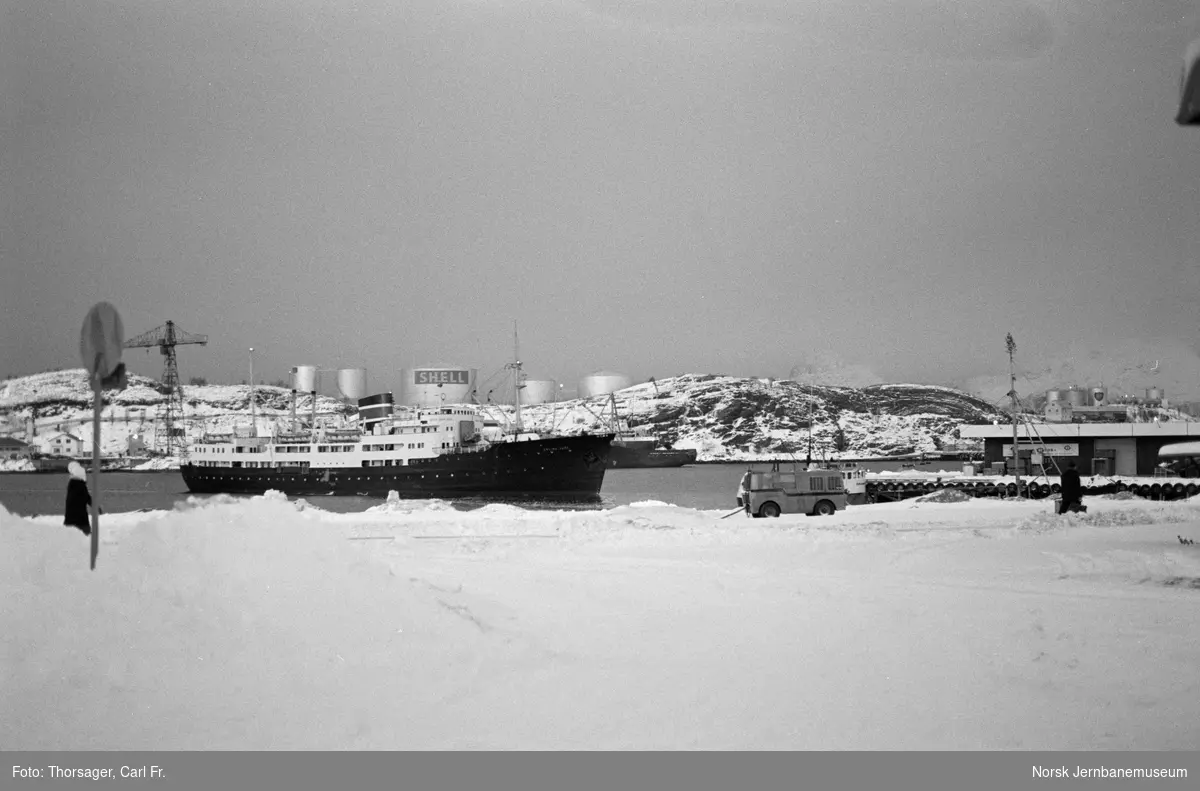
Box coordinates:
[414,370,471,385]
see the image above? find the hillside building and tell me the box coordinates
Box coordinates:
[38,432,83,457]
[0,436,32,461]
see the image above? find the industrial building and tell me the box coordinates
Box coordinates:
[0,437,32,461]
[960,387,1199,476]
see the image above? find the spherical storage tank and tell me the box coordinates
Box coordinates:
[400,366,478,407]
[578,371,632,399]
[520,379,556,405]
[336,368,367,401]
[292,365,319,393]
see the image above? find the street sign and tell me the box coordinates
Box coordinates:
[79,302,124,379]
[1178,35,1200,125]
[78,302,124,571]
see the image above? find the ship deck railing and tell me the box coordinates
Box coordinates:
[199,433,235,443]
[272,434,315,444]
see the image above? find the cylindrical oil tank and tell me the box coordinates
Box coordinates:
[357,392,394,432]
[292,365,319,393]
[1063,387,1089,407]
[399,366,478,407]
[578,371,632,398]
[520,379,556,405]
[1045,389,1065,404]
[1090,386,1107,406]
[336,368,368,401]
[1147,387,1165,403]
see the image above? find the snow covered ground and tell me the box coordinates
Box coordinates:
[2,493,1199,750]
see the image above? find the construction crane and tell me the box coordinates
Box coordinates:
[124,320,208,456]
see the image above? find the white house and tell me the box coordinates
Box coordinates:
[40,432,83,457]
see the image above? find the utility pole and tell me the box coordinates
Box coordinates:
[1006,333,1023,497]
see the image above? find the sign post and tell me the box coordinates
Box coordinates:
[79,302,125,570]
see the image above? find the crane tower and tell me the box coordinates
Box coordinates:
[124,320,208,456]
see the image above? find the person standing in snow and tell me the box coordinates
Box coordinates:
[1059,460,1083,514]
[63,461,93,536]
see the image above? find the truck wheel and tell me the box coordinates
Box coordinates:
[759,502,781,518]
[813,500,836,516]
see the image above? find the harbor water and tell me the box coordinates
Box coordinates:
[0,460,968,518]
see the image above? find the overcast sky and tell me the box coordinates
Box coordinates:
[4,1,1200,397]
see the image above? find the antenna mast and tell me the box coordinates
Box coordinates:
[1006,333,1023,497]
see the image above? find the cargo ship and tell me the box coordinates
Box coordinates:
[182,400,614,502]
[607,433,698,468]
[594,394,697,469]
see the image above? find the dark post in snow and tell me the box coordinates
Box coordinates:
[79,302,126,570]
[1006,333,1023,498]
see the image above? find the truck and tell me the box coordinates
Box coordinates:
[736,463,848,518]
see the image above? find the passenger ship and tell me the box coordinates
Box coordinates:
[182,403,614,502]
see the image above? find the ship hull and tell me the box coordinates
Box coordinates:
[607,445,698,469]
[181,434,613,502]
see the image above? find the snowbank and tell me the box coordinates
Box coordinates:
[2,494,1198,749]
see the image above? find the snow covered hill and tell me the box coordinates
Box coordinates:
[0,369,348,458]
[505,374,1003,461]
[0,370,1004,462]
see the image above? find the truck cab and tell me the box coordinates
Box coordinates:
[737,464,848,518]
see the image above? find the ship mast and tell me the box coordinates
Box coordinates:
[806,372,814,468]
[506,321,524,434]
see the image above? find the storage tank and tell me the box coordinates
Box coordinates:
[357,392,394,433]
[1090,386,1107,406]
[1063,387,1089,407]
[336,368,367,401]
[578,371,632,399]
[399,366,477,407]
[1045,389,1066,404]
[520,379,556,405]
[292,365,319,393]
[1147,387,1165,403]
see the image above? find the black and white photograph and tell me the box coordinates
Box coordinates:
[3,0,1200,765]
